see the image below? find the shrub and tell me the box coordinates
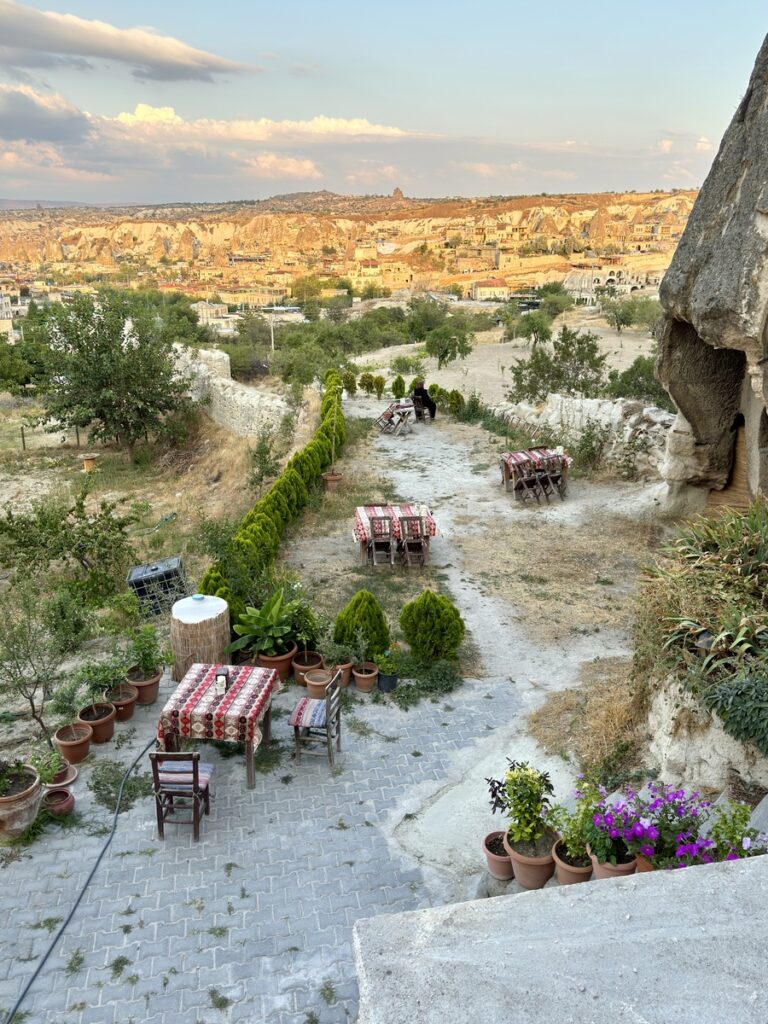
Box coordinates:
[508,326,608,403]
[359,372,375,395]
[373,375,386,399]
[399,589,465,662]
[334,591,390,661]
[391,374,406,400]
[390,355,425,376]
[341,370,357,396]
[42,586,93,654]
[447,389,465,416]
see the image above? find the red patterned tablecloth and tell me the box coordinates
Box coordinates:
[157,663,281,750]
[501,447,573,471]
[353,504,438,543]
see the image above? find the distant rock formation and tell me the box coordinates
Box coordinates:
[658,34,768,502]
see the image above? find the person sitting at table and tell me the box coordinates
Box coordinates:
[410,380,436,421]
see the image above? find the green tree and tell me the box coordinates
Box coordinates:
[325,296,351,324]
[236,311,272,347]
[518,310,552,348]
[606,354,675,411]
[42,292,193,451]
[602,298,634,334]
[334,591,390,660]
[628,296,662,334]
[302,299,321,322]
[407,298,448,340]
[400,590,465,663]
[424,312,474,369]
[373,375,386,399]
[358,372,376,395]
[248,426,280,495]
[391,374,406,399]
[537,283,574,319]
[508,327,608,403]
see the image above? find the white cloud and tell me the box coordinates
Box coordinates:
[656,139,674,153]
[242,153,321,179]
[0,83,89,140]
[344,161,400,186]
[459,160,524,177]
[696,136,713,152]
[0,0,252,81]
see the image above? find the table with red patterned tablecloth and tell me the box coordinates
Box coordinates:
[353,504,438,563]
[500,447,573,503]
[157,663,281,788]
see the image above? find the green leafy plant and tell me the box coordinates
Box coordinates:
[226,587,302,657]
[372,375,386,399]
[27,745,66,785]
[334,591,390,662]
[399,589,465,663]
[341,370,357,396]
[0,758,29,797]
[126,625,171,676]
[487,760,554,844]
[709,801,767,861]
[376,644,402,674]
[247,426,280,496]
[358,372,375,396]
[546,800,592,866]
[391,374,406,400]
[41,587,93,653]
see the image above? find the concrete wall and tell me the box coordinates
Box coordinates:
[174,345,289,438]
[489,393,675,478]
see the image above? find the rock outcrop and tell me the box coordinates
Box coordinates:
[658,34,768,499]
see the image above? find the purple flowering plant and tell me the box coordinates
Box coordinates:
[581,787,639,866]
[623,782,713,869]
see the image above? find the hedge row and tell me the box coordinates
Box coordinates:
[199,371,345,620]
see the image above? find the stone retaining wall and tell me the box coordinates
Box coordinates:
[174,345,289,437]
[489,394,675,477]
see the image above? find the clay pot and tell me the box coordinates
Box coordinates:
[42,788,75,817]
[305,668,333,699]
[332,662,353,687]
[552,839,593,885]
[0,766,42,841]
[321,471,343,493]
[53,723,93,765]
[483,831,514,880]
[51,761,71,786]
[586,844,637,880]
[635,854,654,873]
[104,683,139,722]
[292,650,323,686]
[503,831,556,890]
[126,667,162,705]
[352,662,379,692]
[77,702,116,744]
[256,642,298,682]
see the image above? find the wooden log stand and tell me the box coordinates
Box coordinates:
[170,595,230,682]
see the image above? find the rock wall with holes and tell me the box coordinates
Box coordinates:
[174,345,289,437]
[489,394,675,478]
[656,35,768,505]
[646,677,768,790]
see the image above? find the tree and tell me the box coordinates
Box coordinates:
[291,276,323,303]
[42,292,193,451]
[603,298,634,335]
[424,320,474,369]
[400,589,465,663]
[537,283,574,319]
[236,311,272,347]
[606,354,675,411]
[518,310,552,348]
[508,327,608,404]
[325,296,351,323]
[248,426,280,495]
[302,299,321,322]
[407,297,448,340]
[628,296,662,334]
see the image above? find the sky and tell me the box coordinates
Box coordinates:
[0,0,765,204]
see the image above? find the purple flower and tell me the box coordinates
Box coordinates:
[743,837,752,850]
[726,851,740,861]
[639,845,654,857]
[647,826,659,842]
[609,828,620,840]
[631,822,646,840]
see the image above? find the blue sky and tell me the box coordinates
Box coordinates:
[0,0,764,202]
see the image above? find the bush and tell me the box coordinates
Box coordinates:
[606,355,675,412]
[359,372,375,395]
[373,375,386,399]
[334,591,390,661]
[508,327,608,403]
[341,370,357,396]
[391,374,406,400]
[42,586,93,653]
[390,355,425,376]
[705,673,768,756]
[447,389,465,416]
[400,589,465,663]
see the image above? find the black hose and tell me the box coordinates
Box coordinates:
[3,736,157,1024]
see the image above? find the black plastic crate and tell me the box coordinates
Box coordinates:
[127,556,187,614]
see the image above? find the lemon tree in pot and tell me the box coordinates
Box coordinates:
[317,621,354,687]
[61,661,118,744]
[125,624,172,705]
[226,587,301,681]
[486,760,556,890]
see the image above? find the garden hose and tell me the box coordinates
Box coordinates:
[3,735,157,1024]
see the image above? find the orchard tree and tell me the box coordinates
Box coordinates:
[43,292,193,451]
[518,310,552,348]
[509,327,607,403]
[424,316,474,369]
[602,298,634,335]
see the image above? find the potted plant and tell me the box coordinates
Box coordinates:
[546,798,593,885]
[486,760,556,889]
[482,830,514,881]
[583,791,639,879]
[125,624,171,705]
[350,629,378,693]
[42,788,76,817]
[623,781,714,871]
[0,759,42,841]
[291,601,323,685]
[317,624,354,687]
[708,800,768,863]
[74,665,117,744]
[105,682,139,722]
[28,745,69,786]
[376,644,402,693]
[226,588,301,680]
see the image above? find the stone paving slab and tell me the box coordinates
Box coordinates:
[1,671,520,1024]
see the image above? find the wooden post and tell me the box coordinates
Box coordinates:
[75,426,80,448]
[20,426,25,451]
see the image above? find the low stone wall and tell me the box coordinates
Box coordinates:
[489,394,675,477]
[647,677,768,790]
[174,345,289,437]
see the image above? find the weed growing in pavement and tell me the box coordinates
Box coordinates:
[32,917,62,934]
[320,981,336,1005]
[223,862,239,878]
[209,987,233,1010]
[109,955,131,980]
[88,760,153,813]
[65,950,85,976]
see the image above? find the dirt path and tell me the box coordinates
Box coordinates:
[284,395,663,882]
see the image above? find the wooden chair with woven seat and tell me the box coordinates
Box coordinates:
[411,394,425,422]
[398,515,427,567]
[289,671,342,767]
[368,515,395,567]
[148,750,214,842]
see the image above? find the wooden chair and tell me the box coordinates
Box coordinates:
[375,403,398,433]
[368,515,395,567]
[399,515,427,567]
[411,395,425,422]
[148,750,213,842]
[289,672,342,767]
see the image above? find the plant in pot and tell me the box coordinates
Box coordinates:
[546,798,593,885]
[376,643,402,693]
[623,781,714,870]
[72,663,118,744]
[226,587,301,681]
[317,620,354,687]
[321,376,343,492]
[582,790,639,879]
[125,624,172,705]
[709,800,768,863]
[28,744,70,787]
[486,760,556,889]
[291,601,323,685]
[350,629,379,693]
[0,758,43,841]
[334,590,390,692]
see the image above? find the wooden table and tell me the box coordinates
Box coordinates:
[156,663,281,789]
[375,401,414,436]
[500,447,572,503]
[353,504,438,564]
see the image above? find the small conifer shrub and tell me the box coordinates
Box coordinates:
[400,589,465,663]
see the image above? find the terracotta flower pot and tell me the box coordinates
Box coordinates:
[126,667,162,705]
[503,831,556,890]
[77,702,116,744]
[586,844,637,880]
[322,471,343,493]
[256,642,298,682]
[552,839,593,885]
[305,668,332,699]
[0,766,42,841]
[52,761,71,786]
[332,662,353,687]
[292,650,323,686]
[53,723,92,765]
[483,831,514,880]
[104,683,139,722]
[635,854,654,873]
[42,788,75,817]
[352,662,378,692]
